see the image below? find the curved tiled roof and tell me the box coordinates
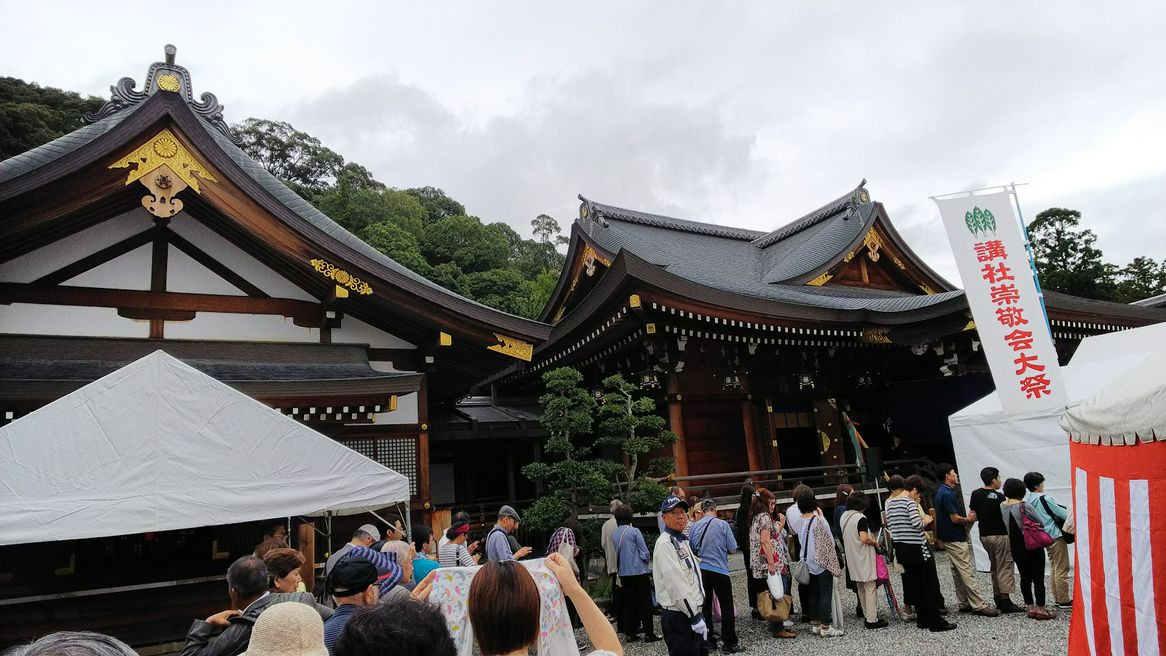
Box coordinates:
[579,203,961,315]
[0,62,549,340]
[0,104,143,184]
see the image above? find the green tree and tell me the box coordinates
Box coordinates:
[521,368,617,531]
[421,215,509,273]
[532,213,569,246]
[596,373,677,511]
[1027,208,1117,300]
[316,186,425,237]
[334,162,385,191]
[512,269,560,319]
[234,118,344,195]
[360,222,431,276]
[462,268,527,313]
[427,262,466,295]
[1115,256,1166,303]
[0,77,103,159]
[405,186,465,224]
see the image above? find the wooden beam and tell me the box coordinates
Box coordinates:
[417,377,431,517]
[167,229,271,298]
[0,284,323,324]
[297,522,316,593]
[741,400,761,474]
[764,399,783,475]
[150,222,168,339]
[32,227,158,286]
[667,374,689,478]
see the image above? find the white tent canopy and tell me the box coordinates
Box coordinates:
[949,321,1166,569]
[0,351,410,546]
[1062,352,1166,445]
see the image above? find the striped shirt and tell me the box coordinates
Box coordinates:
[885,495,926,545]
[438,542,476,567]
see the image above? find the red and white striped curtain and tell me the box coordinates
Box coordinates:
[1069,440,1166,656]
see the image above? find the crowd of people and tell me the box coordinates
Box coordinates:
[4,464,1073,656]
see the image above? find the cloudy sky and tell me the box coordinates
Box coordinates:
[3,2,1164,285]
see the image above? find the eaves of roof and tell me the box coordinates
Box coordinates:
[0,93,551,344]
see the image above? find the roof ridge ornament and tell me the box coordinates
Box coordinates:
[84,44,242,146]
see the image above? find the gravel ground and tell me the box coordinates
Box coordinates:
[587,551,1069,656]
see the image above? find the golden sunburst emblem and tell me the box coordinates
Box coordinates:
[157,74,181,93]
[152,137,179,158]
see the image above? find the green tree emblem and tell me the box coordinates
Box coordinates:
[965,206,998,237]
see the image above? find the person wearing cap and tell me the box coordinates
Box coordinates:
[323,559,379,655]
[653,495,709,656]
[690,499,741,653]
[485,505,532,562]
[322,525,381,583]
[241,601,327,656]
[182,556,331,656]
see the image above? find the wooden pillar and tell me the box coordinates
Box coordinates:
[297,522,316,592]
[667,374,688,478]
[149,223,168,339]
[764,399,783,473]
[740,377,761,474]
[741,399,761,474]
[417,377,431,520]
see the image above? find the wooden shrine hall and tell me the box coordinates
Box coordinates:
[0,48,547,644]
[491,183,1166,484]
[2,47,1166,647]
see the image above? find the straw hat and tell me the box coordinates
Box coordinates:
[242,602,327,656]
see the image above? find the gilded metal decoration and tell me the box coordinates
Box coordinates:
[85,45,242,145]
[157,74,181,92]
[806,271,833,286]
[488,333,534,362]
[919,283,935,295]
[862,326,893,344]
[309,259,374,295]
[863,230,884,262]
[110,128,217,218]
[964,320,977,331]
[581,244,611,276]
[892,255,906,270]
[628,294,642,308]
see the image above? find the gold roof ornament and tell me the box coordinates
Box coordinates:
[309,259,373,295]
[488,333,534,361]
[109,128,218,218]
[806,271,833,286]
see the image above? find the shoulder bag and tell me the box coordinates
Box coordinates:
[1021,502,1054,551]
[790,516,813,586]
[613,526,628,588]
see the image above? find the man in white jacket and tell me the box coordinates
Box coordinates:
[653,495,709,656]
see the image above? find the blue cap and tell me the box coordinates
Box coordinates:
[660,495,689,513]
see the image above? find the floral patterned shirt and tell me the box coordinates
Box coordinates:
[748,512,788,578]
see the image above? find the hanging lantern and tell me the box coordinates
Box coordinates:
[799,374,815,390]
[640,372,660,390]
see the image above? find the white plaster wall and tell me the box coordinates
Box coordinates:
[165,312,320,342]
[64,244,152,290]
[370,392,419,425]
[166,245,244,296]
[0,209,153,283]
[168,217,316,301]
[332,317,415,349]
[0,304,148,338]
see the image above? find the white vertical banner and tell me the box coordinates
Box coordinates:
[934,189,1065,414]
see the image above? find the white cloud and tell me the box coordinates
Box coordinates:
[2,2,1164,286]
